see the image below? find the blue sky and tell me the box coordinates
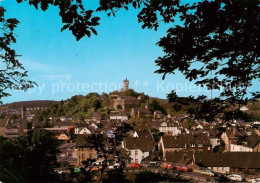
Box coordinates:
[1,0,258,104]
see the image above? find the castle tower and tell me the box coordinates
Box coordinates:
[123,78,129,91]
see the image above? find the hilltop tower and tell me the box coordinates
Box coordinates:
[123,78,129,91]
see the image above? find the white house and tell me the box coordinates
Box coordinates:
[230,143,253,152]
[159,121,182,136]
[89,122,98,129]
[240,106,249,111]
[133,130,153,139]
[122,137,154,163]
[75,127,92,135]
[109,113,128,121]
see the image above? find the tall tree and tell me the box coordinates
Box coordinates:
[0,7,35,103]
[0,130,60,182]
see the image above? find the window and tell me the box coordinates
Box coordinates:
[135,151,138,155]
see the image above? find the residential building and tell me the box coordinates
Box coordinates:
[122,137,155,163]
[193,152,230,174]
[158,121,182,136]
[230,135,260,152]
[75,135,97,167]
[159,133,212,157]
[133,130,153,140]
[109,113,128,121]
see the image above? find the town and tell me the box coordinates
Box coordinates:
[0,79,259,182]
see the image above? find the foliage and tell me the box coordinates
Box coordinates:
[135,171,185,182]
[155,0,259,103]
[16,0,259,105]
[37,93,103,120]
[109,89,143,99]
[0,130,60,182]
[183,119,195,130]
[149,98,166,114]
[116,104,122,110]
[167,90,259,122]
[71,122,133,183]
[0,7,36,103]
[103,169,128,183]
[16,0,100,41]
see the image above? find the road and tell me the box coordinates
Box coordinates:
[182,171,217,182]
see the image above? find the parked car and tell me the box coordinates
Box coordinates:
[227,174,245,182]
[200,170,215,177]
[91,166,102,171]
[129,162,141,168]
[249,178,260,183]
[74,168,81,173]
[148,161,157,167]
[161,163,175,170]
[177,166,189,172]
[108,163,120,170]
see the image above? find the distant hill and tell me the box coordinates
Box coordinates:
[1,100,60,109]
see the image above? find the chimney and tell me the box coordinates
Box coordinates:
[21,106,26,120]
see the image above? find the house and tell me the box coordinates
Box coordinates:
[91,112,104,121]
[57,143,77,167]
[240,106,249,111]
[88,122,99,130]
[106,129,115,138]
[226,152,260,174]
[165,151,193,167]
[60,117,72,122]
[193,152,230,174]
[57,133,70,141]
[75,134,98,167]
[159,133,212,157]
[153,110,164,120]
[158,121,182,136]
[230,135,260,152]
[221,127,241,151]
[122,137,155,163]
[194,152,260,174]
[109,113,128,121]
[75,127,92,135]
[207,129,220,149]
[4,119,33,139]
[133,130,153,140]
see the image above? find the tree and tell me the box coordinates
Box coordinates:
[72,122,133,183]
[93,99,102,110]
[149,99,166,114]
[2,1,258,113]
[117,104,122,110]
[135,171,183,183]
[0,130,60,182]
[14,0,259,119]
[0,7,35,103]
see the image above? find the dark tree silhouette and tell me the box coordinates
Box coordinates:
[0,7,35,103]
[12,1,259,116]
[1,1,259,110]
[0,130,60,183]
[156,0,259,119]
[71,122,133,183]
